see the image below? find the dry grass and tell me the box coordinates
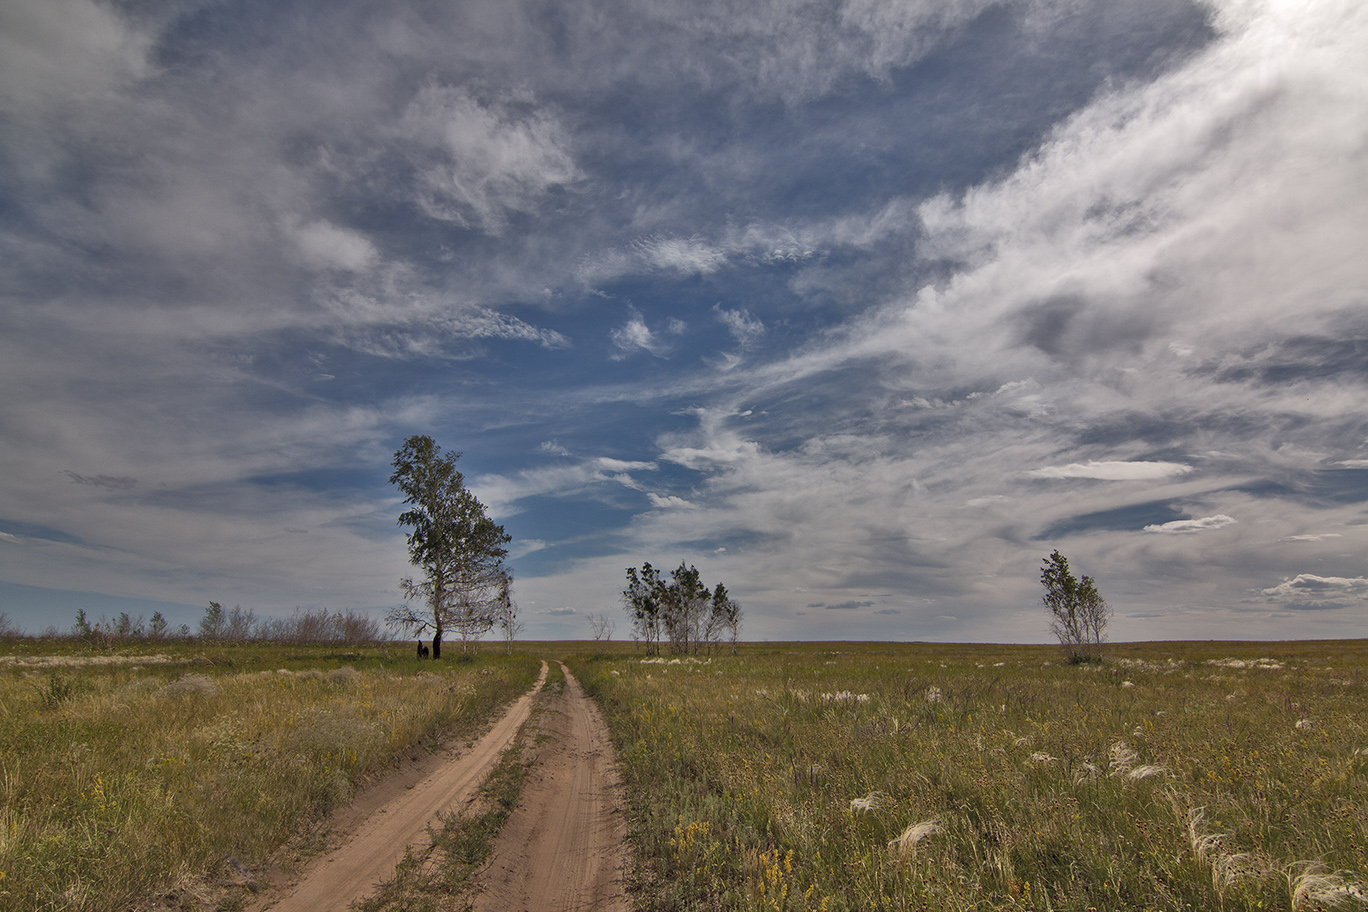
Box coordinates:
[572,639,1368,911]
[0,641,540,912]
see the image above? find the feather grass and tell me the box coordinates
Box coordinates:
[888,819,941,860]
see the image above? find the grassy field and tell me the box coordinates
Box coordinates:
[568,640,1368,912]
[0,638,540,912]
[3,637,1363,912]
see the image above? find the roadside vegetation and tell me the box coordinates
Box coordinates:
[571,640,1368,912]
[0,638,540,912]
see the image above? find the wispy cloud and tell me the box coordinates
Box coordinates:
[1032,462,1193,481]
[610,309,670,360]
[400,83,579,235]
[714,305,766,346]
[1144,515,1236,534]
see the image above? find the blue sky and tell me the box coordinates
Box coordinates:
[1,0,1366,641]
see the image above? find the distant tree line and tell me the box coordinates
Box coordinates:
[196,603,384,644]
[31,604,385,646]
[622,561,741,655]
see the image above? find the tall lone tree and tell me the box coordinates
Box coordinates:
[1040,549,1110,663]
[388,435,510,659]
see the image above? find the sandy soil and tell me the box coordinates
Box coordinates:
[251,660,549,912]
[471,662,631,912]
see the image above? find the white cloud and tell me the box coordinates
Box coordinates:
[1280,533,1341,542]
[402,84,578,234]
[648,493,693,509]
[653,0,998,101]
[1143,514,1237,534]
[1261,574,1368,606]
[714,305,766,346]
[635,236,727,275]
[597,458,656,472]
[507,539,547,559]
[1031,461,1193,481]
[290,220,378,273]
[610,310,669,359]
[0,532,21,545]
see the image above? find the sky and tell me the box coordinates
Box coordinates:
[1,0,1366,643]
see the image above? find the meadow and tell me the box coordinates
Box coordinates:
[2,636,1363,912]
[569,640,1368,912]
[0,638,540,912]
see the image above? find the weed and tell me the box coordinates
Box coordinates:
[34,671,77,709]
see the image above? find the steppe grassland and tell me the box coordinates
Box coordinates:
[0,641,541,912]
[572,641,1368,912]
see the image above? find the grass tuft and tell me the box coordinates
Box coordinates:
[887,819,940,860]
[1289,864,1368,911]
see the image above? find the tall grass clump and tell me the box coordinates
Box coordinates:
[0,642,539,912]
[571,640,1368,911]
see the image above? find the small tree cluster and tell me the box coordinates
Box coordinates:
[72,609,176,645]
[623,561,741,655]
[1040,550,1111,663]
[198,602,257,641]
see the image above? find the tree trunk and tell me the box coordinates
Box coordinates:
[432,632,442,659]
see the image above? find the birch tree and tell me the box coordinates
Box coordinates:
[387,435,510,659]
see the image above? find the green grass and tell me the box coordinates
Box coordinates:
[568,641,1368,912]
[0,639,540,912]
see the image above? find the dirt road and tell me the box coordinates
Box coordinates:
[256,661,550,912]
[471,663,630,912]
[254,660,630,912]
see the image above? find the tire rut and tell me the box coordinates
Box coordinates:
[254,660,549,912]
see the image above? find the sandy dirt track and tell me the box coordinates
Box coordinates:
[472,662,631,912]
[255,660,549,912]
